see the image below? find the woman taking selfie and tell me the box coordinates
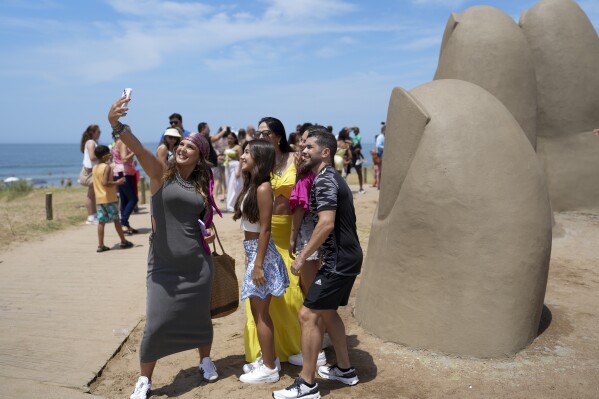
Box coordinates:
[108,96,222,399]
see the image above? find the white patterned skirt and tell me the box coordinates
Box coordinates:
[241,238,289,301]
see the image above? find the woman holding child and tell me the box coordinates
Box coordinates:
[108,96,221,399]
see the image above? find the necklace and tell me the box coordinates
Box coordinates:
[174,171,195,191]
[274,153,287,177]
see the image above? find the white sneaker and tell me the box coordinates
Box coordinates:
[130,376,151,399]
[272,377,321,399]
[239,364,279,384]
[242,355,281,373]
[199,357,218,382]
[287,350,326,367]
[85,218,98,225]
[317,364,359,386]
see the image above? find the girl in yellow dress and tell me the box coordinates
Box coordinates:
[244,117,304,365]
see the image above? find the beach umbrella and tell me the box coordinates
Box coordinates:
[4,177,19,183]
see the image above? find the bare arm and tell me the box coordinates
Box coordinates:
[289,207,305,259]
[252,182,274,287]
[108,97,165,194]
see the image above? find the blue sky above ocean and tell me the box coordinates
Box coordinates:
[0,0,597,145]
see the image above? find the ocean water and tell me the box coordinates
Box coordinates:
[0,141,376,187]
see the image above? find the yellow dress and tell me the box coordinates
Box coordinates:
[244,159,304,362]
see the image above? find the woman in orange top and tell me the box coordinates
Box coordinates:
[243,117,304,367]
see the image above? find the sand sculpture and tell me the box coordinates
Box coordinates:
[520,0,599,211]
[354,80,553,357]
[434,6,538,148]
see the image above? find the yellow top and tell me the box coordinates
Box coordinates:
[92,163,118,204]
[271,159,296,199]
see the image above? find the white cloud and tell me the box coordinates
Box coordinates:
[105,0,213,19]
[263,0,357,20]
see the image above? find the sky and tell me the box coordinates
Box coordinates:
[0,0,597,145]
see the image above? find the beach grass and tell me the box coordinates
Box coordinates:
[0,186,89,252]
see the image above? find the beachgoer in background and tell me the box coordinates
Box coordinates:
[334,128,352,177]
[288,132,300,151]
[168,113,190,137]
[238,128,247,147]
[235,140,289,384]
[224,132,243,213]
[273,127,362,399]
[92,145,133,253]
[375,125,385,188]
[108,97,222,399]
[156,128,182,165]
[246,125,256,142]
[80,124,101,225]
[112,138,139,235]
[212,125,231,203]
[351,127,365,193]
[198,122,219,166]
[245,117,303,365]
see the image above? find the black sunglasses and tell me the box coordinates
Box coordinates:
[256,130,273,138]
[170,120,180,126]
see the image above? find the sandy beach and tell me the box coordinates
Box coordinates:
[1,184,599,398]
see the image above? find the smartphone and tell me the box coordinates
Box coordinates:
[121,88,132,115]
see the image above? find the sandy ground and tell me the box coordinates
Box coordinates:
[91,186,599,399]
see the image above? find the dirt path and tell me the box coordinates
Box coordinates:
[92,189,599,399]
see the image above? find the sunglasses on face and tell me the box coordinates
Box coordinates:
[170,120,180,126]
[255,130,273,138]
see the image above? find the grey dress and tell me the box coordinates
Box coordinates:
[140,176,214,363]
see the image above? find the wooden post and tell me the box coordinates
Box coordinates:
[45,192,53,220]
[140,176,146,205]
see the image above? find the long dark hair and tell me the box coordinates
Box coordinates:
[259,116,292,153]
[80,124,99,153]
[163,145,212,208]
[233,140,276,223]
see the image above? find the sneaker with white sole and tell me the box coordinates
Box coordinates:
[130,376,151,399]
[199,357,219,382]
[287,350,327,367]
[243,355,281,373]
[272,377,321,399]
[317,364,359,386]
[239,364,279,384]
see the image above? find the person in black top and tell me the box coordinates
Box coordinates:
[273,125,362,399]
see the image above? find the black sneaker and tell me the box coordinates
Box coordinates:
[272,377,321,399]
[317,364,359,386]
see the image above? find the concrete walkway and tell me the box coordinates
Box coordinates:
[0,210,152,398]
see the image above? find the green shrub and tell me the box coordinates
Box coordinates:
[0,180,33,200]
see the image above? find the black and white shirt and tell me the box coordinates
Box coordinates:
[310,164,363,276]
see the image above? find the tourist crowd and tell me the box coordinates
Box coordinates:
[79,95,385,399]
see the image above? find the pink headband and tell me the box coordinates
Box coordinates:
[185,133,210,160]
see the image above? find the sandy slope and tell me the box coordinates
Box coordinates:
[92,188,599,399]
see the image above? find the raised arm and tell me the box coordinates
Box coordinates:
[108,97,165,194]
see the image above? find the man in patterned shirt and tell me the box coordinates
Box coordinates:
[273,126,363,399]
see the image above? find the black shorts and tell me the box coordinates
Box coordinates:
[303,270,357,310]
